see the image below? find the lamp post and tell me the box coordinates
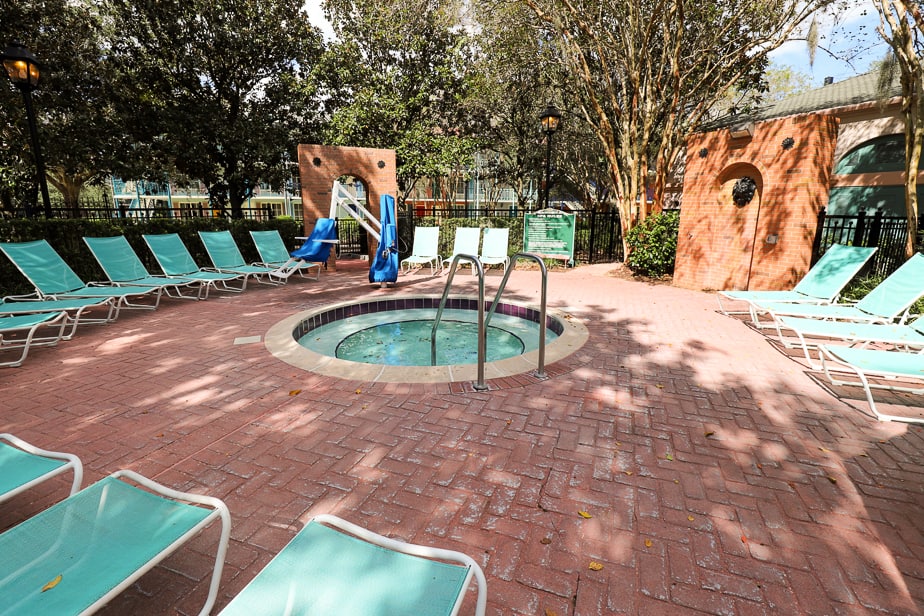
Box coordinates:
[1,41,52,218]
[539,103,561,211]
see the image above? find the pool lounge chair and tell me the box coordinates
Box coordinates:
[249,230,321,280]
[0,311,70,367]
[479,227,510,272]
[0,240,163,314]
[774,314,924,367]
[818,345,924,424]
[0,296,115,339]
[143,233,247,293]
[401,226,442,275]
[218,513,486,616]
[718,244,878,326]
[0,469,230,616]
[0,433,82,505]
[442,227,481,275]
[754,252,924,327]
[198,230,286,285]
[83,235,206,300]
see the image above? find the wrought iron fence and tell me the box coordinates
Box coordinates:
[812,208,910,276]
[406,206,623,264]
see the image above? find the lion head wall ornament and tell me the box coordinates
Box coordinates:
[732,176,757,207]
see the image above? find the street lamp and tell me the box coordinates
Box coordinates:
[539,103,562,211]
[1,41,52,218]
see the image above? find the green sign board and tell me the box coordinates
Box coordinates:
[523,209,576,264]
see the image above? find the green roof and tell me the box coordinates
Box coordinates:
[707,70,902,130]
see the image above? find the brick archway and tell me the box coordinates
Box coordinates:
[296,144,398,266]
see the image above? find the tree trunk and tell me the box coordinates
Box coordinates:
[46,168,89,217]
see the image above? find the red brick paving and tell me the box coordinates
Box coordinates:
[2,260,923,615]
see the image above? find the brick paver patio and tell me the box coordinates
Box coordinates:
[2,259,922,615]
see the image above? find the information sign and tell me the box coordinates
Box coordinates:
[523,209,576,265]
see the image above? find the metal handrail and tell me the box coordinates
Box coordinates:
[485,253,548,378]
[432,252,549,389]
[431,254,487,390]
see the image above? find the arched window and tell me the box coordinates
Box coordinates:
[834,134,906,175]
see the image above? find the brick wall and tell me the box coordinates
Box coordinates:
[296,144,398,267]
[674,113,839,291]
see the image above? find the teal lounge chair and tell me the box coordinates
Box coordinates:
[717,244,878,326]
[0,470,230,616]
[0,311,70,367]
[218,513,486,616]
[442,227,481,275]
[401,226,442,275]
[479,227,510,272]
[818,345,924,424]
[0,433,82,504]
[755,252,924,326]
[83,235,206,300]
[774,314,924,367]
[0,296,115,339]
[198,230,286,285]
[249,230,321,280]
[142,233,247,293]
[0,312,74,368]
[0,240,162,314]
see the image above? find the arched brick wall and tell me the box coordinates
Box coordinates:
[674,113,839,291]
[296,144,398,267]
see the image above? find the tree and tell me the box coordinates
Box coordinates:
[319,0,478,207]
[0,0,123,214]
[874,0,923,258]
[466,2,560,210]
[106,0,325,218]
[517,0,834,257]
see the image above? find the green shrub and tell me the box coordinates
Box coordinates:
[625,210,680,277]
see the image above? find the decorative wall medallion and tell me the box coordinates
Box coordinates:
[732,176,758,207]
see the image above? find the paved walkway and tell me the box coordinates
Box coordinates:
[2,260,922,615]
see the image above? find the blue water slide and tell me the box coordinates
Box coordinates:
[369,194,398,284]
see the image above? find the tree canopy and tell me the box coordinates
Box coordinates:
[0,0,122,213]
[105,0,325,217]
[319,0,479,206]
[516,0,835,247]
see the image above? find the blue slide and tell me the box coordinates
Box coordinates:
[369,194,398,284]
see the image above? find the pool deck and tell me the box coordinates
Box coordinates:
[2,259,923,615]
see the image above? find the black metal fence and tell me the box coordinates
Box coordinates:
[401,206,623,264]
[811,208,910,277]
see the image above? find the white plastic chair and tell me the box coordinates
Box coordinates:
[442,227,481,275]
[479,227,510,272]
[401,227,442,275]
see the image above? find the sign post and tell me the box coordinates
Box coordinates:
[523,208,576,266]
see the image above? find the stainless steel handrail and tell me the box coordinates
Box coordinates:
[431,254,487,390]
[485,253,548,378]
